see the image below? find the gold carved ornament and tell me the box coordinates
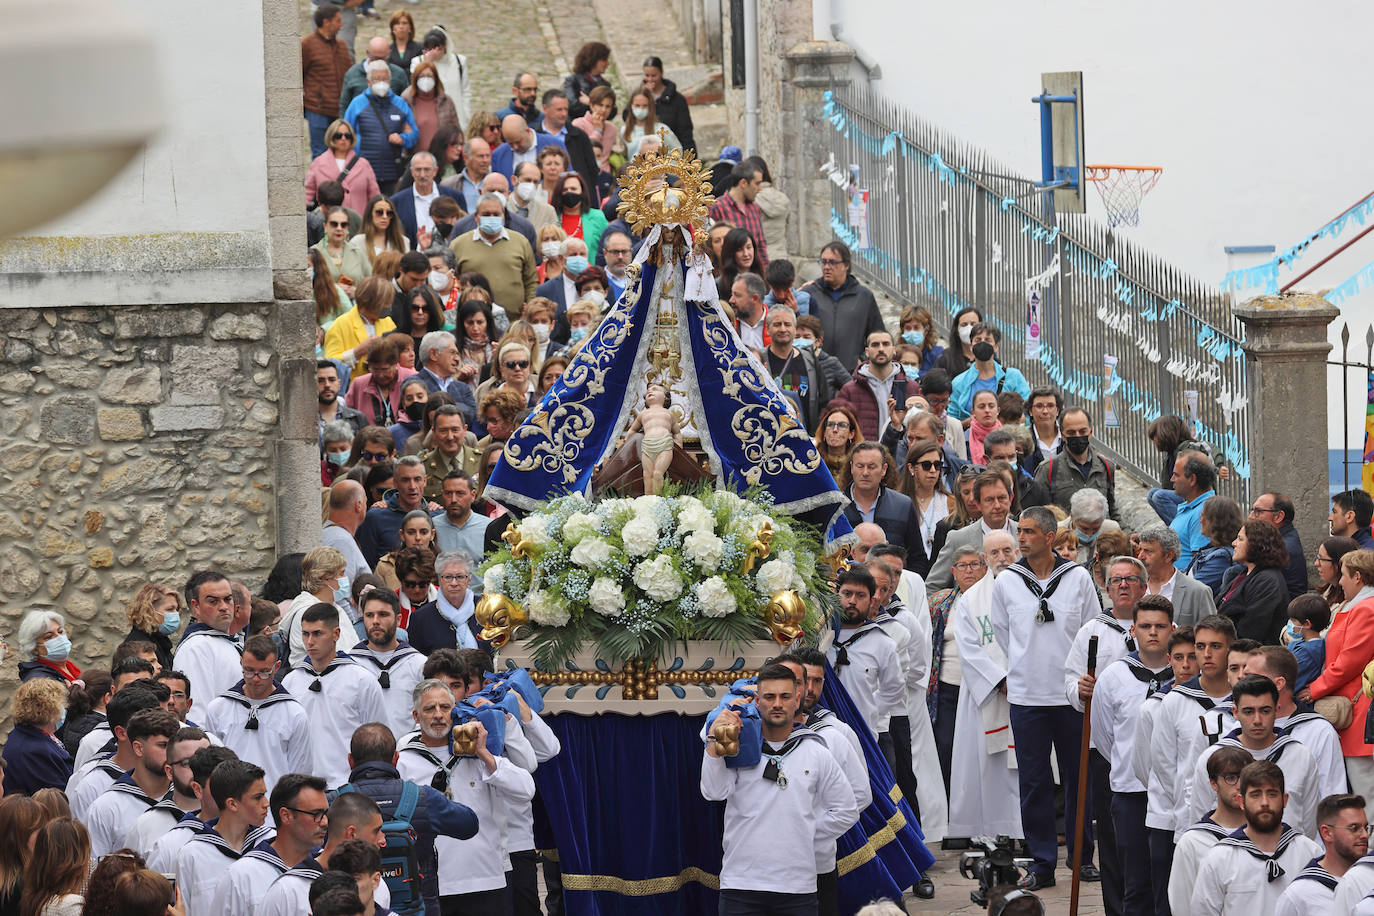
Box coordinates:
[528,658,761,702]
[738,521,774,574]
[474,592,529,649]
[763,590,807,644]
[615,147,714,237]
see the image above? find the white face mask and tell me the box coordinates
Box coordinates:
[583,290,606,307]
[540,241,562,258]
[370,80,390,97]
[532,322,550,341]
[428,270,449,291]
[632,107,650,121]
[515,181,537,203]
[958,324,974,344]
[417,76,436,93]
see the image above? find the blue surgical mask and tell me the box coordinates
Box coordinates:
[326,450,349,467]
[478,215,504,236]
[569,326,588,343]
[42,634,71,663]
[565,255,590,275]
[1284,621,1304,644]
[1074,528,1099,544]
[333,576,351,607]
[794,337,813,349]
[56,708,66,732]
[158,612,181,635]
[902,329,924,347]
[901,365,919,381]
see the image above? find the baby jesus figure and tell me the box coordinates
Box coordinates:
[628,384,683,495]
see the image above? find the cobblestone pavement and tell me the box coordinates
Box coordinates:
[905,846,1107,915]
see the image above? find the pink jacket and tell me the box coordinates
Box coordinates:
[306,150,381,214]
[344,366,417,426]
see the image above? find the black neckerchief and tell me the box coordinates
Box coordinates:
[220,682,299,729]
[1123,653,1173,699]
[350,642,421,689]
[1094,613,1137,652]
[294,653,355,693]
[1218,824,1305,882]
[1003,557,1079,623]
[833,623,880,669]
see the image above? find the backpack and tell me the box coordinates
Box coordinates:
[338,780,423,915]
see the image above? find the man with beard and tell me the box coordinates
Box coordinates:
[122,726,211,857]
[349,588,426,740]
[824,567,905,743]
[210,774,331,915]
[775,650,871,916]
[1276,794,1368,916]
[86,708,181,857]
[1167,745,1253,916]
[1189,761,1322,915]
[318,360,367,439]
[703,664,858,915]
[949,532,1023,841]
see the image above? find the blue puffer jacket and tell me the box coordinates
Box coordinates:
[344,92,418,182]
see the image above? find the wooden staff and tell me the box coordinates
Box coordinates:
[1069,635,1098,916]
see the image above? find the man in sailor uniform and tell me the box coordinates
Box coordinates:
[1275,793,1368,916]
[1333,807,1374,909]
[283,603,388,787]
[397,678,467,916]
[175,758,276,916]
[1091,593,1177,914]
[1242,645,1346,800]
[1185,675,1319,838]
[211,774,331,916]
[147,744,238,873]
[862,557,918,824]
[1168,745,1254,916]
[824,567,905,743]
[258,792,395,916]
[124,726,211,857]
[1189,760,1323,916]
[1066,554,1148,907]
[203,635,314,790]
[351,589,428,740]
[702,663,859,915]
[990,506,1100,890]
[68,684,166,820]
[86,708,181,857]
[174,570,245,711]
[777,650,872,916]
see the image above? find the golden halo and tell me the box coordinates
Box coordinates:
[616,147,715,237]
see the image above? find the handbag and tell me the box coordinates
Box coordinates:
[1315,694,1355,730]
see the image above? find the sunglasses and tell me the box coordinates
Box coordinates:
[401,579,429,589]
[326,220,349,228]
[411,303,429,311]
[374,209,393,216]
[361,451,390,461]
[912,460,944,471]
[504,360,530,370]
[334,132,352,140]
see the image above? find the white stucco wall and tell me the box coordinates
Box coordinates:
[814,0,1374,458]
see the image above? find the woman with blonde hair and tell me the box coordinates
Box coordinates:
[0,797,45,913]
[622,87,680,158]
[19,818,89,916]
[281,546,348,668]
[324,276,398,379]
[123,583,181,672]
[350,195,410,268]
[305,119,380,213]
[2,679,74,795]
[475,340,536,409]
[898,305,944,373]
[563,299,601,355]
[534,225,569,284]
[465,110,502,151]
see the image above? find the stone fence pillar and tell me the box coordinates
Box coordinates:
[1234,293,1340,566]
[780,42,855,276]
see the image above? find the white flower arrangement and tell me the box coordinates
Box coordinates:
[484,564,507,596]
[755,559,795,595]
[570,537,615,569]
[696,576,736,618]
[682,530,725,569]
[527,589,571,627]
[633,555,684,602]
[588,577,625,617]
[621,515,660,556]
[562,511,600,544]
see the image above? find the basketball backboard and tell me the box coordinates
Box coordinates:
[1036,71,1086,214]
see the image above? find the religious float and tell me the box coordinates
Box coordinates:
[472,148,934,915]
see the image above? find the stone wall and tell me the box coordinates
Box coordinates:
[0,302,282,679]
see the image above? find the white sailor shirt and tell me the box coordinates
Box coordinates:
[1187,729,1319,837]
[209,838,290,916]
[1189,825,1322,916]
[1333,853,1374,913]
[1091,654,1172,793]
[1273,856,1337,916]
[350,641,428,740]
[68,755,126,820]
[73,723,114,772]
[175,820,276,916]
[805,707,871,873]
[203,682,314,790]
[124,797,193,858]
[435,753,536,895]
[86,772,172,858]
[282,653,388,787]
[173,627,244,711]
[1063,612,1136,716]
[396,730,454,787]
[989,559,1098,706]
[1276,710,1347,801]
[146,810,204,873]
[1152,677,1235,837]
[256,857,324,916]
[1168,816,1233,916]
[825,621,904,739]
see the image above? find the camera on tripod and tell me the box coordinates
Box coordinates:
[958,835,1029,907]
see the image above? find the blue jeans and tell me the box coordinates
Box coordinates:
[305,109,333,158]
[1147,487,1184,524]
[1009,703,1093,878]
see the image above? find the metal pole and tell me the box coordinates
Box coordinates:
[742,0,759,156]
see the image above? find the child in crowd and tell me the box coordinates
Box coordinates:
[763,259,811,315]
[1284,593,1329,693]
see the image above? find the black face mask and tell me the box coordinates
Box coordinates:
[404,401,427,422]
[1065,434,1091,455]
[433,222,453,240]
[561,191,583,209]
[971,341,995,362]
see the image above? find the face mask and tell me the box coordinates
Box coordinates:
[540,241,562,259]
[560,191,583,210]
[901,365,920,381]
[632,107,650,120]
[1065,434,1091,455]
[43,634,71,663]
[56,708,66,731]
[794,337,813,349]
[569,326,589,343]
[971,341,995,362]
[583,290,606,307]
[428,270,449,291]
[958,325,974,345]
[1074,528,1098,545]
[434,222,453,240]
[417,76,436,93]
[334,576,351,606]
[158,611,181,635]
[1284,621,1304,644]
[532,322,550,341]
[370,81,390,97]
[901,329,924,347]
[565,255,590,274]
[516,181,537,203]
[479,215,504,236]
[326,450,349,466]
[404,401,427,422]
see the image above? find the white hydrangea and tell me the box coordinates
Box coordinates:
[633,555,683,602]
[561,511,601,544]
[682,530,725,569]
[517,517,552,549]
[677,502,717,536]
[632,494,666,517]
[696,577,736,618]
[483,564,506,595]
[755,558,795,595]
[526,589,571,627]
[621,515,660,556]
[588,577,625,617]
[570,537,614,569]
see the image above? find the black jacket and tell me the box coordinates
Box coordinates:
[556,124,602,207]
[799,276,887,374]
[406,600,492,656]
[651,79,695,153]
[123,625,175,673]
[842,485,927,573]
[562,72,615,121]
[1218,565,1289,643]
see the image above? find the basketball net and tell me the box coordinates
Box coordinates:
[1084,165,1162,228]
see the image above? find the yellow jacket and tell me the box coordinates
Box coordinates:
[323,307,396,379]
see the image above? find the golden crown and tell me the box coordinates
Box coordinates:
[616,146,715,237]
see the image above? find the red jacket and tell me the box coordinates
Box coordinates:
[1310,594,1374,755]
[830,369,914,441]
[344,367,418,426]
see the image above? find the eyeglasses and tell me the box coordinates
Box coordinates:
[169,755,197,768]
[824,421,850,430]
[402,579,429,589]
[1335,823,1374,836]
[439,573,470,583]
[1217,772,1242,785]
[242,668,276,680]
[1107,575,1145,587]
[361,451,390,461]
[953,561,985,571]
[1249,505,1279,515]
[504,360,530,370]
[285,806,330,823]
[1316,555,1335,565]
[912,460,944,471]
[818,258,844,267]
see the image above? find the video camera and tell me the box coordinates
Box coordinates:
[957,835,1031,907]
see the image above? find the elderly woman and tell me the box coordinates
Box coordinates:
[122,583,182,672]
[321,420,355,485]
[1,679,73,794]
[405,549,478,655]
[1302,548,1374,799]
[281,546,348,668]
[376,510,438,591]
[17,611,79,684]
[1217,519,1290,643]
[929,543,992,794]
[1062,488,1122,569]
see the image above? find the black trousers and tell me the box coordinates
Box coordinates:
[440,888,510,916]
[1111,791,1151,915]
[1089,749,1122,916]
[1147,827,1174,916]
[505,850,539,916]
[932,681,959,795]
[816,869,838,916]
[719,889,819,916]
[887,715,920,821]
[541,852,564,916]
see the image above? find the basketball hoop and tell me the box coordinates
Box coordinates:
[1084,164,1162,228]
